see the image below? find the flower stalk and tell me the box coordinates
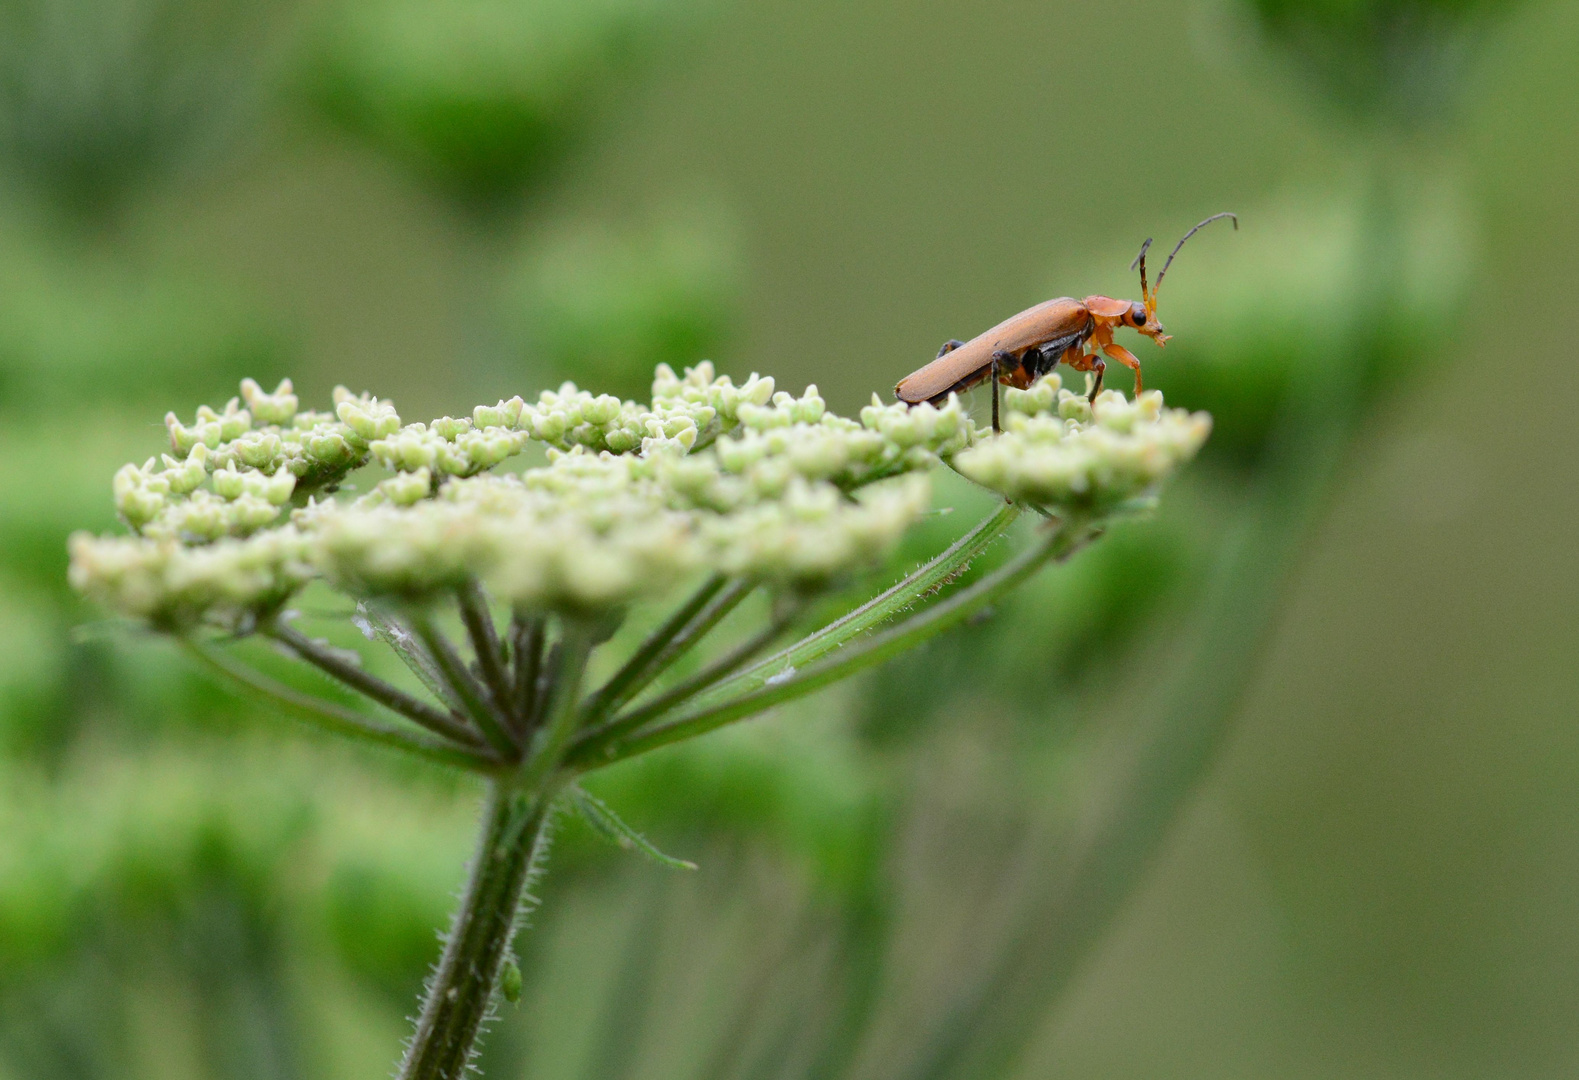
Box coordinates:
[398,785,552,1080]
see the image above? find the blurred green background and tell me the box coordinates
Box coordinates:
[2,0,1577,1077]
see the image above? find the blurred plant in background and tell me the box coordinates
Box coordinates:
[300,0,697,214]
[503,204,739,403]
[0,0,281,221]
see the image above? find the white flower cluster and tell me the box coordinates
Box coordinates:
[71,369,965,628]
[952,375,1212,508]
[309,456,700,609]
[68,528,314,631]
[115,379,397,540]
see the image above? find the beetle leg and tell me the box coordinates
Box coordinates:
[936,339,966,359]
[1102,342,1142,398]
[990,349,1020,434]
[989,351,1003,433]
[1060,349,1107,403]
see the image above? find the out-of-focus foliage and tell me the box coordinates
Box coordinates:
[0,0,281,218]
[1243,0,1518,121]
[300,0,699,209]
[503,207,739,402]
[0,228,283,412]
[0,747,311,1079]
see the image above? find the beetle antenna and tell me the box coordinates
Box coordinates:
[1154,212,1237,295]
[1130,237,1153,309]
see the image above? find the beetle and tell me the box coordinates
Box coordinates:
[894,213,1237,432]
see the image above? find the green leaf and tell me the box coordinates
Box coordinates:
[566,785,697,871]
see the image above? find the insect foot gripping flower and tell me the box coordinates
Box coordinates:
[951,374,1212,511]
[67,364,1206,1080]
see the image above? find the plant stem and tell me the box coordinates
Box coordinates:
[702,502,1022,708]
[583,578,757,728]
[398,783,553,1080]
[580,575,727,724]
[266,619,482,747]
[360,603,464,712]
[409,610,520,760]
[510,613,545,726]
[180,638,495,771]
[602,603,802,740]
[519,622,597,793]
[457,582,513,721]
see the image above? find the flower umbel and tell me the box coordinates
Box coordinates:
[68,363,1207,1080]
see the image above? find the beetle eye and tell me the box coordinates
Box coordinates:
[1130,303,1149,326]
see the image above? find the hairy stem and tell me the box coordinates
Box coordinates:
[398,784,553,1080]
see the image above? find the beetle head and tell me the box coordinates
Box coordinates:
[1129,212,1238,344]
[1090,293,1169,345]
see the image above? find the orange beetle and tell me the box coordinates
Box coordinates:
[895,213,1236,431]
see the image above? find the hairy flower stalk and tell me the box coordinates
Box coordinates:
[69,365,1209,1079]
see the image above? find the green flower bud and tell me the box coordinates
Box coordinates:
[213,465,247,500]
[306,432,356,468]
[235,432,283,469]
[260,469,297,506]
[114,464,168,527]
[583,394,623,425]
[1057,392,1092,424]
[955,388,1210,509]
[241,378,300,425]
[335,390,402,441]
[229,494,283,533]
[161,445,209,494]
[789,385,826,423]
[373,468,432,507]
[432,416,472,441]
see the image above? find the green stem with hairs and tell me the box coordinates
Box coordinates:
[397,784,554,1080]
